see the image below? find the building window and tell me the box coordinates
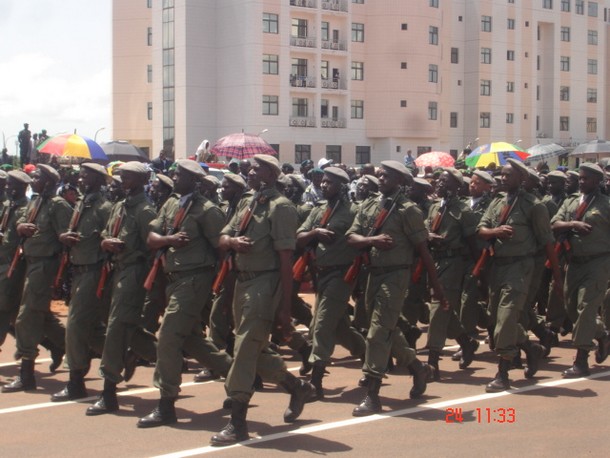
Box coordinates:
[428,102,437,120]
[587,88,597,103]
[507,50,515,60]
[263,95,279,115]
[506,113,514,124]
[401,62,407,69]
[537,85,540,100]
[263,13,279,34]
[537,55,541,70]
[481,16,492,32]
[326,145,342,164]
[588,1,598,16]
[292,18,308,38]
[351,61,364,80]
[352,23,365,42]
[147,64,152,83]
[356,146,371,164]
[507,81,515,92]
[560,26,570,41]
[147,102,153,120]
[263,54,279,75]
[320,60,329,80]
[588,30,598,45]
[543,0,553,9]
[429,64,438,83]
[400,100,407,108]
[351,100,364,119]
[480,112,491,128]
[576,0,584,14]
[295,144,311,164]
[481,47,492,64]
[429,26,438,45]
[560,86,570,101]
[561,0,570,11]
[147,27,153,46]
[587,117,597,133]
[588,59,598,74]
[292,98,308,117]
[508,18,515,29]
[481,80,491,96]
[560,116,569,131]
[429,0,439,7]
[560,56,570,71]
[147,0,153,8]
[451,47,459,64]
[321,22,329,41]
[401,23,408,30]
[291,58,308,78]
[450,112,458,128]
[352,0,365,3]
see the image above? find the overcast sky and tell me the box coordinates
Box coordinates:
[0,0,111,153]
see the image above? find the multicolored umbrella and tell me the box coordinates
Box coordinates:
[465,142,529,168]
[38,133,108,162]
[414,151,455,168]
[210,132,277,160]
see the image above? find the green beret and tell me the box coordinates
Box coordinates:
[579,162,605,179]
[37,164,61,183]
[323,166,350,184]
[380,160,412,180]
[120,161,150,175]
[8,170,32,185]
[223,173,247,189]
[472,170,494,184]
[253,154,281,176]
[156,173,174,190]
[547,170,567,181]
[443,167,464,186]
[506,158,528,178]
[176,159,206,178]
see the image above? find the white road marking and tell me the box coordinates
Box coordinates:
[0,358,52,368]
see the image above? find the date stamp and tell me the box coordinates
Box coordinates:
[445,407,516,424]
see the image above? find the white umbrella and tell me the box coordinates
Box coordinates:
[526,143,567,162]
[570,139,610,157]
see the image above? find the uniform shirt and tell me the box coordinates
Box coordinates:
[346,190,428,267]
[297,197,356,267]
[551,190,610,257]
[221,187,297,272]
[19,193,71,257]
[0,196,28,264]
[149,191,224,272]
[478,189,553,258]
[427,195,477,253]
[102,191,156,267]
[69,191,112,266]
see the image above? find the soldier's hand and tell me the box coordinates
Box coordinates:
[428,232,445,247]
[17,223,37,237]
[168,231,190,248]
[571,221,592,235]
[101,238,125,253]
[276,309,294,342]
[494,225,514,239]
[231,236,253,253]
[315,227,335,243]
[370,234,393,250]
[59,231,80,247]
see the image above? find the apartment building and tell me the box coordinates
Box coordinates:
[113,0,610,165]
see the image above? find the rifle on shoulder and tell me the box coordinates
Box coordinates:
[412,197,448,283]
[96,203,125,299]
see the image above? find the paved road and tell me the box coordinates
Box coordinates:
[0,297,608,457]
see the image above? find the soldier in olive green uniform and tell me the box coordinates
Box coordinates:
[296,167,365,400]
[425,168,479,380]
[3,164,72,393]
[211,155,313,447]
[551,163,610,377]
[51,163,113,402]
[478,159,561,393]
[347,161,440,416]
[0,171,31,351]
[86,161,158,415]
[138,159,232,428]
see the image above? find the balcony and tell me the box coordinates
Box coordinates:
[290,0,317,8]
[290,75,317,88]
[290,36,317,48]
[320,118,346,128]
[320,78,346,90]
[321,0,348,12]
[321,39,347,51]
[289,116,317,127]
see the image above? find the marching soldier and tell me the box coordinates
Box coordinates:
[478,159,561,393]
[551,163,610,377]
[296,167,366,400]
[51,163,113,402]
[210,154,313,446]
[3,164,72,393]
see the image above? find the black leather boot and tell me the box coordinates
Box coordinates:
[122,350,138,383]
[487,327,496,351]
[562,349,590,378]
[193,368,219,382]
[408,358,431,399]
[595,331,610,364]
[352,376,382,416]
[485,358,512,393]
[51,369,88,402]
[86,380,119,415]
[520,340,545,378]
[357,374,369,387]
[427,350,441,381]
[532,323,557,358]
[405,325,422,350]
[210,400,249,446]
[2,359,36,393]
[40,337,65,373]
[298,343,313,376]
[308,363,326,402]
[456,334,479,369]
[280,373,314,423]
[137,397,177,428]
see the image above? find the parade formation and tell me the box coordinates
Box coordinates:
[0,151,609,448]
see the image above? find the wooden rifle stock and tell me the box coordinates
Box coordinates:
[96,203,125,299]
[471,247,490,277]
[412,200,447,283]
[54,198,86,290]
[7,195,43,278]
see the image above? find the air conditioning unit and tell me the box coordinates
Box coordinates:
[330,81,338,89]
[331,42,339,50]
[299,119,307,126]
[321,80,329,88]
[331,120,338,127]
[306,39,315,47]
[290,119,299,126]
[297,38,306,47]
[307,0,315,7]
[322,41,329,49]
[322,1,330,9]
[331,3,340,11]
[321,119,329,127]
[306,119,315,127]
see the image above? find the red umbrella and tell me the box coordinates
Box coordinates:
[414,151,455,168]
[210,132,277,160]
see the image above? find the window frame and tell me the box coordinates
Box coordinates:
[263,13,279,34]
[262,95,279,115]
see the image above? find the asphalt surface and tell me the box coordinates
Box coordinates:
[0,297,608,457]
